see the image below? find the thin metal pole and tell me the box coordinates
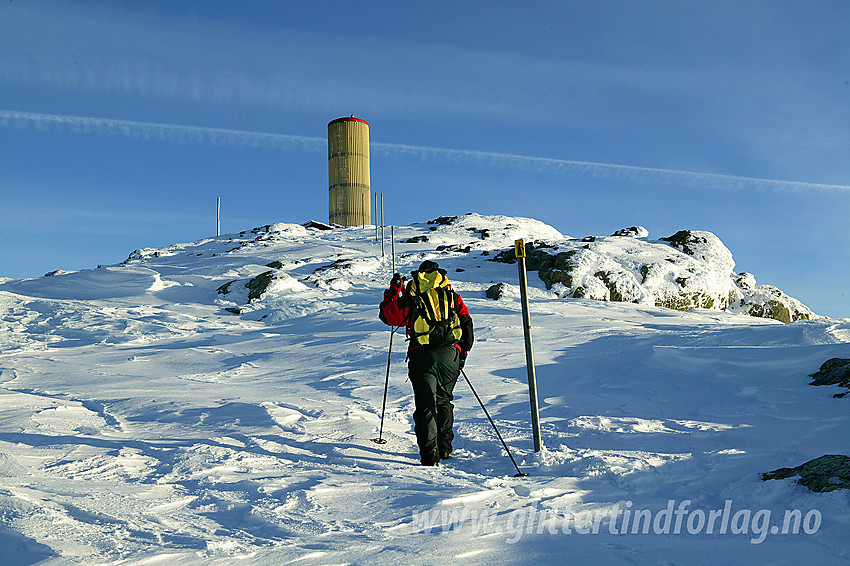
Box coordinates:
[375,192,379,240]
[216,197,220,236]
[515,239,542,452]
[391,226,396,274]
[462,369,527,477]
[380,193,385,257]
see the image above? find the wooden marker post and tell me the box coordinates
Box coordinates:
[515,239,542,452]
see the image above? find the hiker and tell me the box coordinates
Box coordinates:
[379,260,474,466]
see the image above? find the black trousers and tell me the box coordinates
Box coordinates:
[408,345,461,463]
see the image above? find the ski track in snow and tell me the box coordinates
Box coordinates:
[0,215,848,564]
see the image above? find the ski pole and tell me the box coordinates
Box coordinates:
[373,327,397,444]
[461,368,528,477]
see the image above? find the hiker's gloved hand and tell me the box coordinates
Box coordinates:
[459,352,467,370]
[390,273,406,289]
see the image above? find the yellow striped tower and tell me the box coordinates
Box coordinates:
[328,117,370,226]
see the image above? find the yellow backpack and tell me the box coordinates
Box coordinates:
[409,270,463,348]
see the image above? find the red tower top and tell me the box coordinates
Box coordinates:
[328,116,369,127]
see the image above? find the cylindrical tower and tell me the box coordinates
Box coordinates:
[328,117,370,226]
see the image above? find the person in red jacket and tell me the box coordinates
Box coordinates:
[379,260,474,466]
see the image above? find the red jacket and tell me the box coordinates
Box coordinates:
[379,282,473,354]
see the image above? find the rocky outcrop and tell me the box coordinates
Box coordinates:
[726,273,813,323]
[490,226,815,323]
[809,358,850,398]
[762,455,850,492]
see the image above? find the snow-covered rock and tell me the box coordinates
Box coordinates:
[727,273,815,323]
[490,227,814,323]
[408,213,567,252]
[611,225,649,238]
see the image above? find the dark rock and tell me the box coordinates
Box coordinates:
[265,261,284,269]
[225,307,242,315]
[582,236,596,242]
[312,259,351,274]
[538,252,577,290]
[735,272,756,290]
[762,455,850,492]
[490,248,518,264]
[553,251,577,269]
[737,280,812,323]
[486,283,508,300]
[489,241,555,265]
[302,220,333,230]
[216,281,236,295]
[525,249,554,272]
[246,271,276,302]
[539,268,573,290]
[405,235,429,243]
[809,358,850,392]
[595,271,624,302]
[611,226,649,238]
[428,216,458,226]
[744,298,804,324]
[660,230,708,256]
[492,245,575,291]
[466,227,491,239]
[437,244,472,253]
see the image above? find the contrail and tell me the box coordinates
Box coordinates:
[0,109,326,153]
[3,109,849,195]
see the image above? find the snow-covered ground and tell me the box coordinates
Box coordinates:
[0,214,848,565]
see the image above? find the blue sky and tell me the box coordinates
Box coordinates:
[2,0,849,317]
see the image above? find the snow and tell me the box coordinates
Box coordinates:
[0,214,848,564]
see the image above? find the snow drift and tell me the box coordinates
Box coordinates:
[0,213,847,565]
